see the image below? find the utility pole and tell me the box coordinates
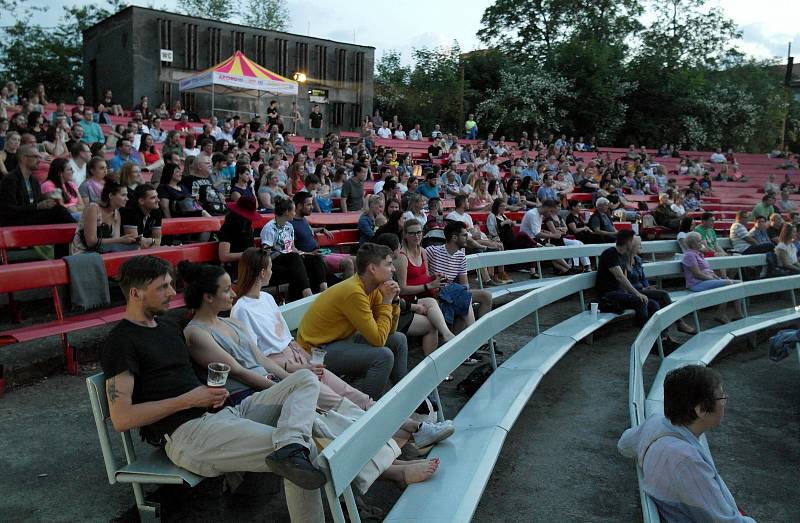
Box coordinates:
[459,57,465,134]
[782,42,793,150]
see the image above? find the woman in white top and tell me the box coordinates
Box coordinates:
[393,124,407,140]
[70,179,138,254]
[402,192,428,223]
[230,247,450,483]
[775,224,800,273]
[670,192,687,217]
[180,256,442,488]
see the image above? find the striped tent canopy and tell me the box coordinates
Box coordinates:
[179,51,298,97]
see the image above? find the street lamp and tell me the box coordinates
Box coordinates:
[293,72,307,83]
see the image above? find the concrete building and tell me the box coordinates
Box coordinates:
[82,6,374,132]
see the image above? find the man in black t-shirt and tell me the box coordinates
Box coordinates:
[101,256,325,521]
[121,184,162,248]
[308,105,323,143]
[594,229,658,326]
[180,155,226,215]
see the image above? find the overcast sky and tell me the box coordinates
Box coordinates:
[3,0,797,65]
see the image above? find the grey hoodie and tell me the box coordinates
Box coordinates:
[618,414,755,522]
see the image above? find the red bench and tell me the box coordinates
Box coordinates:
[0,243,219,375]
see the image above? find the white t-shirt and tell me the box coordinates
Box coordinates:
[230,292,293,357]
[377,127,392,139]
[394,130,407,140]
[775,242,798,266]
[403,210,427,224]
[446,210,474,229]
[68,158,87,186]
[409,129,423,141]
[520,208,542,238]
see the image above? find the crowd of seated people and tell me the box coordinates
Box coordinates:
[5,81,799,521]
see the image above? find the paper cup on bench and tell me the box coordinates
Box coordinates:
[590,302,599,320]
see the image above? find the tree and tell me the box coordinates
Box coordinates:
[177,0,233,22]
[242,0,290,31]
[638,0,741,69]
[374,50,411,121]
[475,66,573,136]
[0,1,124,100]
[478,0,575,65]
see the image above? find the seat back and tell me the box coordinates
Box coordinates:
[86,372,120,485]
[87,372,141,486]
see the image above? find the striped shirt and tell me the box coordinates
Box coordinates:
[425,244,466,283]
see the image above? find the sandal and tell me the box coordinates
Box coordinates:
[444,374,455,382]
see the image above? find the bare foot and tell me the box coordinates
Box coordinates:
[400,458,439,485]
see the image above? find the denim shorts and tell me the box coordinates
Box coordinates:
[689,279,731,292]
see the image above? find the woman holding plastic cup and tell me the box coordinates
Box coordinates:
[178,258,450,485]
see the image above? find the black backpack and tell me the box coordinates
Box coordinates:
[456,363,495,397]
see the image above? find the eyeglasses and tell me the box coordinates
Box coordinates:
[407,230,423,236]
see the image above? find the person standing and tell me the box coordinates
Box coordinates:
[308,105,323,144]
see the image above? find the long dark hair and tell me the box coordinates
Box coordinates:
[46,157,78,200]
[100,177,125,206]
[138,133,155,153]
[159,162,180,186]
[177,260,227,310]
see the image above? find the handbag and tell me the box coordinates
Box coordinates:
[312,407,400,495]
[456,363,494,397]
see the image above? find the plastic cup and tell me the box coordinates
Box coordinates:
[207,362,231,388]
[590,302,599,319]
[309,348,326,366]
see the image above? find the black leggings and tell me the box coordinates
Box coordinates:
[268,252,325,300]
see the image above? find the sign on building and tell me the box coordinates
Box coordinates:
[160,49,174,62]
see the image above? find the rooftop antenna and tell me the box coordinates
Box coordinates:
[307,21,310,36]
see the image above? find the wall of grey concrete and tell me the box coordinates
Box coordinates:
[82,6,374,132]
[82,10,134,109]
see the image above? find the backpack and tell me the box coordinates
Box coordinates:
[456,363,494,397]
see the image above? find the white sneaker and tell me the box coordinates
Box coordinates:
[414,420,455,448]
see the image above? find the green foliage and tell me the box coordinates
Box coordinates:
[177,0,233,22]
[241,0,291,31]
[0,1,123,101]
[476,66,573,135]
[374,44,463,132]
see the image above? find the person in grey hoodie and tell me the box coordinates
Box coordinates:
[618,365,755,522]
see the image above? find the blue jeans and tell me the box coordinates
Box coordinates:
[604,290,660,326]
[742,243,774,255]
[689,279,731,292]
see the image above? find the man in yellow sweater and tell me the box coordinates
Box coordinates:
[297,243,406,400]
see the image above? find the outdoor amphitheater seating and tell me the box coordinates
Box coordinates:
[627,274,800,523]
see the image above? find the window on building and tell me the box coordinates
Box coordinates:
[159,19,172,67]
[185,23,198,70]
[233,31,245,53]
[160,82,173,108]
[295,42,308,74]
[354,52,364,84]
[208,27,222,65]
[331,102,345,126]
[336,49,346,83]
[181,91,196,113]
[275,38,288,76]
[254,35,267,66]
[315,45,328,81]
[350,103,361,128]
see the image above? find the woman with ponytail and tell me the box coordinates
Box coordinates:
[178,257,445,487]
